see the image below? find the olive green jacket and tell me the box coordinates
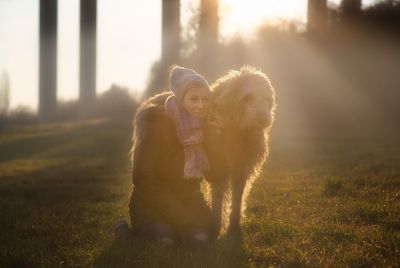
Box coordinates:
[129,104,218,233]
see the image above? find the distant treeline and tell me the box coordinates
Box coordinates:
[360,0,400,34]
[0,85,138,128]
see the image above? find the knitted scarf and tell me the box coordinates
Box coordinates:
[164,95,210,179]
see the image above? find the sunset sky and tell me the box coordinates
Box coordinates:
[0,0,377,110]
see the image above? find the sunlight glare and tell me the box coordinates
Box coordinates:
[220,0,307,39]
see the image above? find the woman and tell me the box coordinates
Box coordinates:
[128,66,215,246]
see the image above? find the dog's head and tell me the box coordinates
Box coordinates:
[210,66,276,131]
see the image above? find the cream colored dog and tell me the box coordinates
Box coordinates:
[205,66,276,235]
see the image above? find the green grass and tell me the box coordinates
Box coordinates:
[0,120,399,267]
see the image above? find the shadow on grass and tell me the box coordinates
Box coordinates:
[0,118,132,182]
[0,121,113,162]
[0,119,134,267]
[94,234,248,268]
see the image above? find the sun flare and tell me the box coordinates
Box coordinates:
[220,0,308,38]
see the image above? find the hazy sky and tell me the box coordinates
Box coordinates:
[0,0,377,110]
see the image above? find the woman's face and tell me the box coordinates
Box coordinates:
[182,87,210,118]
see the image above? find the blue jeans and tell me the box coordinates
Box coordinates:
[135,223,175,241]
[135,223,210,246]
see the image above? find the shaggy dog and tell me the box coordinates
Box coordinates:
[131,66,276,236]
[206,66,276,235]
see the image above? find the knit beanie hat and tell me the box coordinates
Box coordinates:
[169,66,210,103]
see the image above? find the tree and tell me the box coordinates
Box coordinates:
[162,0,180,67]
[197,0,219,76]
[199,0,219,51]
[95,84,137,118]
[0,70,10,115]
[363,0,400,35]
[307,0,327,35]
[341,0,362,22]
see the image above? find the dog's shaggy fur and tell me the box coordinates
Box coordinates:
[208,66,276,235]
[131,66,276,236]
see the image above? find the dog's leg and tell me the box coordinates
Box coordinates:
[227,175,247,236]
[211,181,227,238]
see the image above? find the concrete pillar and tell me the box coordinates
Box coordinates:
[80,0,97,118]
[39,0,58,122]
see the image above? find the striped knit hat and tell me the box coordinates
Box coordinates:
[169,66,210,103]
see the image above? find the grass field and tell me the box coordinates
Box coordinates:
[0,119,399,267]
